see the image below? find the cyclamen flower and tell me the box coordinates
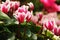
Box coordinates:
[41,12,58,25]
[56,20,60,25]
[52,27,60,36]
[40,0,56,6]
[0,1,20,13]
[40,0,60,12]
[36,12,43,20]
[1,4,9,13]
[57,6,60,12]
[31,12,43,24]
[47,13,60,25]
[17,5,29,13]
[14,5,33,23]
[31,16,38,24]
[27,2,34,11]
[26,11,32,22]
[52,27,58,35]
[41,13,58,31]
[41,12,60,36]
[57,27,60,36]
[10,1,20,10]
[0,1,10,13]
[43,20,54,31]
[14,12,25,23]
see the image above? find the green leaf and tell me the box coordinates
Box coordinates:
[46,30,53,38]
[7,33,15,40]
[31,33,37,40]
[20,21,26,25]
[0,11,11,20]
[0,11,13,26]
[52,35,60,40]
[0,21,4,26]
[26,29,31,37]
[27,23,31,26]
[3,27,11,33]
[35,27,41,33]
[4,18,18,26]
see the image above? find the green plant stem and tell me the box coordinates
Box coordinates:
[38,26,43,35]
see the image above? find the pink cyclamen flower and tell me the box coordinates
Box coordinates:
[52,27,60,36]
[45,4,59,12]
[13,1,20,10]
[1,1,20,13]
[57,6,60,12]
[14,5,33,23]
[57,27,60,36]
[17,13,25,23]
[52,27,58,36]
[10,1,20,10]
[1,5,9,13]
[56,20,60,25]
[36,12,43,20]
[40,0,56,7]
[31,16,38,24]
[26,11,32,22]
[14,12,25,23]
[27,2,34,11]
[17,7,27,13]
[40,0,60,12]
[17,5,29,13]
[14,7,26,23]
[44,20,54,31]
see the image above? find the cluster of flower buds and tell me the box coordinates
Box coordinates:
[14,5,33,23]
[0,1,20,13]
[43,18,60,36]
[31,12,43,24]
[41,13,60,36]
[13,2,34,23]
[0,0,34,23]
[40,0,60,12]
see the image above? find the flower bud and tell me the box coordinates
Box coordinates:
[1,5,9,13]
[27,2,34,11]
[15,12,25,23]
[52,27,58,36]
[36,12,43,20]
[44,21,54,31]
[31,16,38,24]
[26,11,32,22]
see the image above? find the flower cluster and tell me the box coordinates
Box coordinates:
[0,1,20,13]
[0,0,34,23]
[39,0,60,36]
[14,5,33,23]
[31,12,43,25]
[41,12,60,36]
[12,2,34,23]
[31,11,60,36]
